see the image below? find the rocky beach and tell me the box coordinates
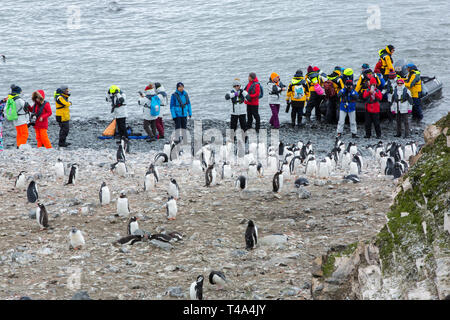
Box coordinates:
[0,115,441,300]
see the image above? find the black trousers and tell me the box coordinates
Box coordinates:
[396,113,410,137]
[325,96,339,124]
[291,101,305,125]
[143,119,157,138]
[116,117,128,139]
[305,92,323,121]
[364,112,381,138]
[246,105,260,132]
[230,114,247,131]
[56,116,70,146]
[174,117,187,129]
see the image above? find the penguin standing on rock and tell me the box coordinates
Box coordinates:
[69,227,85,250]
[66,164,78,185]
[27,180,39,203]
[15,171,27,189]
[168,178,180,199]
[116,191,130,217]
[54,159,65,178]
[209,271,227,290]
[36,202,49,230]
[99,182,111,205]
[245,220,258,250]
[127,216,139,235]
[190,275,204,300]
[166,196,177,220]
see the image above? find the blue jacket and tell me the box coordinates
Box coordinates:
[338,88,359,112]
[170,90,192,118]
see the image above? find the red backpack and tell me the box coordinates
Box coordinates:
[374,59,383,74]
[323,80,336,98]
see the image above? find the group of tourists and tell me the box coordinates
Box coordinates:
[0,44,425,151]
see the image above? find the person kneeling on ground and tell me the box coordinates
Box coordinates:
[29,90,52,149]
[336,80,359,138]
[225,78,247,133]
[106,85,128,140]
[155,82,168,139]
[139,83,161,142]
[285,69,309,128]
[54,84,72,147]
[391,78,412,138]
[267,72,286,129]
[170,82,192,139]
[6,85,30,148]
[362,77,383,139]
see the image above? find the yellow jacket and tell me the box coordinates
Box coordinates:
[405,70,422,98]
[286,77,309,102]
[327,70,344,93]
[379,46,394,75]
[355,74,381,93]
[55,92,71,122]
[306,73,323,93]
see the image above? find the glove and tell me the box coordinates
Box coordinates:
[242,90,249,99]
[225,93,231,100]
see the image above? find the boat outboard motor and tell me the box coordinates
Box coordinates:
[394,59,408,78]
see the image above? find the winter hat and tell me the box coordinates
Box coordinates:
[313,66,320,72]
[334,66,341,71]
[32,90,45,101]
[361,63,370,70]
[387,44,395,53]
[249,72,257,80]
[307,66,313,73]
[294,69,303,77]
[369,77,377,85]
[145,83,154,91]
[397,78,405,84]
[176,82,184,89]
[270,72,279,82]
[232,78,241,87]
[154,82,161,90]
[11,85,22,94]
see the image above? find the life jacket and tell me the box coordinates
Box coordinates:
[378,48,393,75]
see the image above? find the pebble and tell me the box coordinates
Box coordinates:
[166,286,184,298]
[259,235,288,246]
[231,250,248,257]
[150,239,173,251]
[29,208,36,220]
[71,291,92,300]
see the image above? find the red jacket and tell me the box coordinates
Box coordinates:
[29,90,52,129]
[244,77,261,106]
[363,88,383,113]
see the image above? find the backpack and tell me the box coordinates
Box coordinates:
[5,96,19,121]
[323,80,336,98]
[374,59,383,74]
[249,82,264,99]
[292,83,306,99]
[147,94,161,117]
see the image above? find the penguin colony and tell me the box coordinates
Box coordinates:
[7,134,419,299]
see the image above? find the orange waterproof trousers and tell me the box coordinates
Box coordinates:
[16,124,29,147]
[35,128,52,149]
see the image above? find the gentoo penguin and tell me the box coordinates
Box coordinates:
[66,164,78,185]
[27,180,39,203]
[324,153,335,173]
[403,142,415,161]
[99,182,111,205]
[205,163,217,186]
[281,160,290,180]
[318,159,329,178]
[163,142,171,158]
[273,169,284,193]
[144,168,158,191]
[393,162,404,179]
[117,144,126,163]
[222,162,232,180]
[294,177,309,187]
[278,141,285,157]
[35,202,49,230]
[245,220,258,250]
[111,160,127,177]
[168,178,180,199]
[256,162,264,177]
[54,159,65,178]
[305,157,317,177]
[353,153,363,174]
[347,142,358,156]
[190,275,204,300]
[167,231,183,242]
[209,271,227,290]
[257,142,266,162]
[341,151,352,170]
[267,153,278,174]
[247,161,257,178]
[400,160,409,173]
[116,234,145,245]
[375,141,384,162]
[249,142,258,157]
[127,216,139,235]
[384,157,395,176]
[15,171,26,189]
[191,159,203,174]
[235,175,247,192]
[116,191,130,217]
[148,163,159,181]
[150,233,173,242]
[289,156,302,176]
[166,196,177,220]
[120,136,130,153]
[154,152,169,164]
[69,227,85,250]
[349,158,359,176]
[344,174,360,183]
